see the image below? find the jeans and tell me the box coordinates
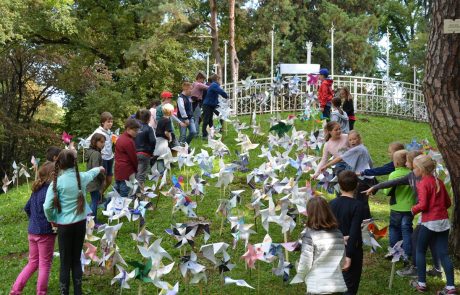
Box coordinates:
[114,180,130,198]
[89,190,101,224]
[411,224,440,268]
[389,210,414,258]
[179,118,197,144]
[192,104,201,135]
[416,226,454,285]
[57,220,86,295]
[136,153,151,186]
[10,234,56,295]
[322,105,331,119]
[202,104,216,138]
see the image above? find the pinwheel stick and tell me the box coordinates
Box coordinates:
[389,262,396,289]
[34,165,38,181]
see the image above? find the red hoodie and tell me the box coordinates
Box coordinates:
[411,175,451,222]
[318,79,334,108]
[114,132,138,181]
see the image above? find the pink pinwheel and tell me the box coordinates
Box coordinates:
[307,74,319,85]
[84,242,100,263]
[241,243,263,269]
[61,131,73,145]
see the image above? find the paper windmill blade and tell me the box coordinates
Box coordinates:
[173,194,197,218]
[179,252,206,277]
[128,258,154,283]
[125,173,139,198]
[131,227,154,245]
[361,220,387,253]
[102,191,132,222]
[77,137,89,150]
[307,73,319,85]
[199,242,230,265]
[84,242,100,263]
[61,131,73,145]
[158,151,177,170]
[148,261,175,283]
[218,258,235,274]
[187,221,211,243]
[2,175,12,193]
[19,164,31,179]
[111,128,120,144]
[165,223,198,248]
[269,121,292,137]
[288,76,301,95]
[237,135,259,153]
[388,240,405,263]
[138,238,173,263]
[189,175,205,197]
[80,251,91,272]
[171,175,185,190]
[241,243,264,269]
[130,198,151,222]
[158,282,179,295]
[224,277,255,289]
[229,217,256,249]
[85,216,100,242]
[98,222,123,247]
[111,264,136,289]
[273,258,294,282]
[142,183,158,199]
[316,169,336,193]
[30,156,40,167]
[242,76,257,90]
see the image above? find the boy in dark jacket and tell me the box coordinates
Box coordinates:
[135,109,156,189]
[201,74,228,139]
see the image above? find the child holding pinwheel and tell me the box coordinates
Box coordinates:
[10,162,56,295]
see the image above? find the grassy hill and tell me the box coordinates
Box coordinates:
[1,114,457,295]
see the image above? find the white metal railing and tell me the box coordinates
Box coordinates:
[223,75,427,122]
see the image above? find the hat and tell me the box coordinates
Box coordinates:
[319,68,329,77]
[160,91,173,99]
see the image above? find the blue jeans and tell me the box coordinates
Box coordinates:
[113,180,130,198]
[389,210,413,258]
[416,226,454,285]
[89,191,101,224]
[136,153,151,186]
[179,118,197,144]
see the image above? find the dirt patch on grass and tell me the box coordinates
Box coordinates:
[2,251,28,260]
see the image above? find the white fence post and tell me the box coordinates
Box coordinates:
[353,79,358,112]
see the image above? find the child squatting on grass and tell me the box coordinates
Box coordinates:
[10,162,56,295]
[291,196,347,294]
[43,150,105,295]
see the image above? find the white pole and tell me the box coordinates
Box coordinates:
[224,40,228,90]
[306,41,312,64]
[413,65,417,85]
[271,25,274,82]
[206,52,210,79]
[270,24,275,114]
[386,27,391,79]
[330,23,335,78]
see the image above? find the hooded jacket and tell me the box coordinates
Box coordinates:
[331,108,349,134]
[85,147,105,192]
[318,78,334,108]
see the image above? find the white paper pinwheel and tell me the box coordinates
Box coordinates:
[125,173,139,197]
[172,194,197,218]
[206,138,230,157]
[148,166,161,183]
[179,252,206,278]
[229,216,256,249]
[242,76,257,90]
[308,130,324,151]
[102,191,132,221]
[85,216,99,241]
[189,175,205,197]
[131,198,149,221]
[149,261,175,284]
[194,149,214,177]
[98,223,123,248]
[138,238,173,264]
[2,175,12,193]
[131,227,154,245]
[199,242,230,265]
[388,240,405,263]
[236,135,259,154]
[158,151,177,170]
[288,185,311,215]
[213,159,237,188]
[159,169,168,189]
[224,277,254,289]
[288,76,301,95]
[172,144,195,169]
[111,264,136,289]
[158,282,179,295]
[80,251,91,272]
[18,163,30,180]
[83,242,100,263]
[165,223,198,248]
[99,245,127,268]
[273,259,293,282]
[11,161,19,184]
[143,182,157,199]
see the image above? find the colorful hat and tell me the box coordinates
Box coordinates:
[160,91,173,99]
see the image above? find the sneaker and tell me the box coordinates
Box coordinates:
[410,280,427,293]
[397,265,417,278]
[427,268,443,278]
[437,287,457,295]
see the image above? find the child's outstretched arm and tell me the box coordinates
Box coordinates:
[363,173,411,196]
[320,156,343,172]
[359,161,394,177]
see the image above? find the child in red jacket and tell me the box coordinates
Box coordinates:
[410,155,456,295]
[114,118,140,198]
[318,68,334,119]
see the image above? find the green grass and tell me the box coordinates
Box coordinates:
[1,114,458,295]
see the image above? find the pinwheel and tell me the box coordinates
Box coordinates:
[206,138,230,157]
[199,242,230,265]
[224,277,255,289]
[112,128,120,144]
[307,73,319,85]
[148,166,162,183]
[138,238,173,263]
[11,161,19,187]
[18,163,31,189]
[218,258,235,274]
[158,282,179,295]
[316,168,336,193]
[288,76,301,95]
[158,151,177,171]
[125,173,139,197]
[269,121,292,137]
[61,131,73,145]
[142,182,157,199]
[85,216,100,241]
[111,264,136,290]
[165,223,198,248]
[2,174,12,193]
[159,169,168,189]
[187,221,211,243]
[365,82,376,94]
[308,130,324,151]
[216,98,232,122]
[288,185,310,215]
[229,216,256,249]
[194,149,214,177]
[213,159,237,189]
[361,219,388,252]
[253,234,277,263]
[189,175,205,197]
[179,252,206,278]
[128,258,154,283]
[80,251,91,272]
[236,135,259,154]
[131,227,154,245]
[99,244,127,269]
[30,155,39,169]
[171,175,185,190]
[130,198,150,222]
[388,240,405,289]
[246,189,265,218]
[242,76,257,90]
[241,243,264,269]
[149,261,175,286]
[172,144,194,169]
[98,223,123,248]
[102,191,132,222]
[172,194,197,218]
[273,256,294,282]
[84,242,100,263]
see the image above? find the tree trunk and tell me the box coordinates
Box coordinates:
[423,0,460,258]
[229,0,239,86]
[210,0,223,79]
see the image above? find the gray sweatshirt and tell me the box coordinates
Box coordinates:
[331,108,349,134]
